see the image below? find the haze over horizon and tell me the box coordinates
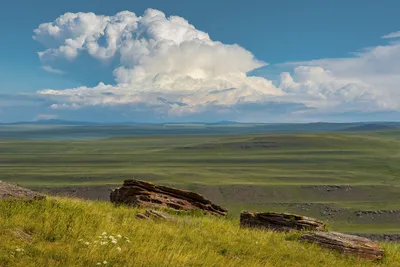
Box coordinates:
[1,1,400,123]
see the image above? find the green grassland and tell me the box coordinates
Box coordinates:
[1,130,400,233]
[1,197,399,267]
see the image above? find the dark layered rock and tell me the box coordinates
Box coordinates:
[0,181,45,201]
[110,179,227,216]
[240,211,326,232]
[299,231,384,260]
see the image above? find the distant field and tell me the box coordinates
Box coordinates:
[1,129,399,233]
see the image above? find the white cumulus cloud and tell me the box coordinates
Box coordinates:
[33,9,286,117]
[281,40,400,112]
[32,9,400,121]
[279,66,376,112]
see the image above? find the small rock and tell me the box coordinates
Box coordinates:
[135,213,148,219]
[136,210,174,221]
[0,181,45,201]
[299,231,384,260]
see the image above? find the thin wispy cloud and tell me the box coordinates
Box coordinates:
[382,31,400,39]
[42,65,65,74]
[35,114,58,120]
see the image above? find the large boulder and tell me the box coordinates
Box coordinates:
[240,211,326,232]
[110,179,227,216]
[0,181,45,201]
[299,231,384,260]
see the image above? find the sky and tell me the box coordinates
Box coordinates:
[1,0,400,123]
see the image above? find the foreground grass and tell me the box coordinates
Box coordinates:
[0,198,399,266]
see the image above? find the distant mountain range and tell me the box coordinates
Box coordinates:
[1,120,399,140]
[340,123,400,131]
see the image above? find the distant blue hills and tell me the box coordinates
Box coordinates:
[0,119,400,131]
[1,119,400,129]
[0,119,399,140]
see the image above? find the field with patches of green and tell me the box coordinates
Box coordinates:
[1,130,400,234]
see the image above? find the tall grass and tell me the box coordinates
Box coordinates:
[0,197,399,266]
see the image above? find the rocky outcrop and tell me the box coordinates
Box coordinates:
[110,179,227,216]
[240,211,326,232]
[136,210,174,221]
[299,231,384,260]
[0,181,45,201]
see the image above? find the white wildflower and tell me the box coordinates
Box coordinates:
[108,236,114,240]
[96,263,101,266]
[15,248,24,252]
[102,232,107,236]
[111,240,117,244]
[116,234,122,239]
[100,241,108,245]
[126,240,131,243]
[116,247,121,252]
[103,261,108,265]
[84,242,90,246]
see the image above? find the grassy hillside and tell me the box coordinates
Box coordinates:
[1,197,399,267]
[1,131,400,234]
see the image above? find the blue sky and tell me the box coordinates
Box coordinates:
[1,0,400,122]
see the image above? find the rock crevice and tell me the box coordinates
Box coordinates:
[240,211,326,232]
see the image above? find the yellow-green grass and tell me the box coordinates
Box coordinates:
[1,197,399,267]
